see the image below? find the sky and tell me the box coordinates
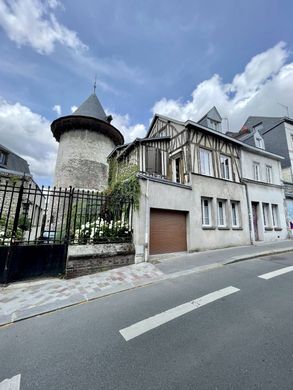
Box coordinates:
[0,0,293,185]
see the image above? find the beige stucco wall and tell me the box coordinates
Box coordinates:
[133,174,250,263]
[54,129,115,190]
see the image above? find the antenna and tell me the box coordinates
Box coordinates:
[278,102,289,117]
[93,73,97,94]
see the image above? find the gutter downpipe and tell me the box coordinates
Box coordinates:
[244,181,253,245]
[144,177,150,262]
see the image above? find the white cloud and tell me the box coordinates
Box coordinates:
[0,98,57,181]
[152,42,293,132]
[71,106,78,113]
[0,0,87,54]
[1,42,293,187]
[110,112,146,143]
[52,104,61,116]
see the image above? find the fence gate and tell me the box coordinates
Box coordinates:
[0,178,133,284]
[0,180,73,284]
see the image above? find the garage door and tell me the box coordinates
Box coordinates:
[149,208,187,255]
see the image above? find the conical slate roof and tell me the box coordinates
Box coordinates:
[72,93,109,123]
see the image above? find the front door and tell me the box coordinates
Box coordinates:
[252,203,259,241]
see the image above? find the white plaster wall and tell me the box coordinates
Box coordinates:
[241,149,282,185]
[54,129,115,190]
[133,174,250,262]
[246,182,288,242]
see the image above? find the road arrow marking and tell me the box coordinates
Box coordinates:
[258,266,293,280]
[120,286,240,341]
[0,374,21,390]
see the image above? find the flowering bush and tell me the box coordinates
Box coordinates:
[74,218,131,244]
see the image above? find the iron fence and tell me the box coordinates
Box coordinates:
[0,179,133,246]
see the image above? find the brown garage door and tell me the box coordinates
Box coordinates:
[149,208,187,255]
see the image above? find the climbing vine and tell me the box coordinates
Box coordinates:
[106,159,140,210]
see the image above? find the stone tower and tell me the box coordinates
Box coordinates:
[51,93,124,190]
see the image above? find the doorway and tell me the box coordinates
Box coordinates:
[252,202,259,241]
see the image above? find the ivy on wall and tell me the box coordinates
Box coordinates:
[106,159,140,209]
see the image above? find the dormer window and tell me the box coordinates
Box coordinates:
[253,129,265,150]
[255,137,264,149]
[208,118,221,132]
[0,150,7,166]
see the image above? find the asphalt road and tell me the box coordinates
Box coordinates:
[1,252,293,389]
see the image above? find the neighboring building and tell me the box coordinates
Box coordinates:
[232,116,293,182]
[51,93,124,191]
[232,116,293,232]
[0,143,30,179]
[109,111,288,262]
[0,144,44,242]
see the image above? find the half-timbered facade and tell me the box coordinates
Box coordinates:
[108,111,288,262]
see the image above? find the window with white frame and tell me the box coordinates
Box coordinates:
[199,148,213,176]
[255,137,265,149]
[272,204,279,227]
[231,201,240,227]
[266,165,273,183]
[202,198,212,226]
[253,162,260,181]
[262,203,270,227]
[217,199,226,227]
[220,155,231,180]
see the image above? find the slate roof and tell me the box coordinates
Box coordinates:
[72,93,110,123]
[197,106,222,125]
[0,143,30,175]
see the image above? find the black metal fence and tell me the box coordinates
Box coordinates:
[0,179,134,246]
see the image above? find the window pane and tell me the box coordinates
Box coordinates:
[218,200,225,226]
[202,199,210,225]
[200,149,212,176]
[231,202,237,226]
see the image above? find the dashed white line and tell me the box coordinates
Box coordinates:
[258,266,293,280]
[0,374,21,390]
[119,286,240,341]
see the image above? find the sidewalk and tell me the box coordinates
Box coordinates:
[1,240,293,327]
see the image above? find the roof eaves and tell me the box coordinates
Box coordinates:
[186,120,284,160]
[146,113,185,137]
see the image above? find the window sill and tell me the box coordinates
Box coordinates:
[264,227,274,231]
[218,226,230,230]
[232,227,243,231]
[202,226,216,230]
[274,227,282,231]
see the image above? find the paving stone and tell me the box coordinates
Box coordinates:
[0,263,165,326]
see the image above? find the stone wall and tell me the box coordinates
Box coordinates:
[54,129,115,191]
[66,242,135,278]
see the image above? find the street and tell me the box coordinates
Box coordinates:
[1,252,293,389]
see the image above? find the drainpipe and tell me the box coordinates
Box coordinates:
[144,178,150,262]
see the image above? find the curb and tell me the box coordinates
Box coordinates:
[223,248,293,265]
[1,247,293,328]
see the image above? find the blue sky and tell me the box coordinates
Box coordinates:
[0,0,293,184]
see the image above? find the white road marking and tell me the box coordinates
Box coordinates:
[0,374,21,390]
[119,286,240,341]
[258,266,293,280]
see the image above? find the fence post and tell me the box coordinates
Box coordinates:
[63,187,74,274]
[2,177,25,285]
